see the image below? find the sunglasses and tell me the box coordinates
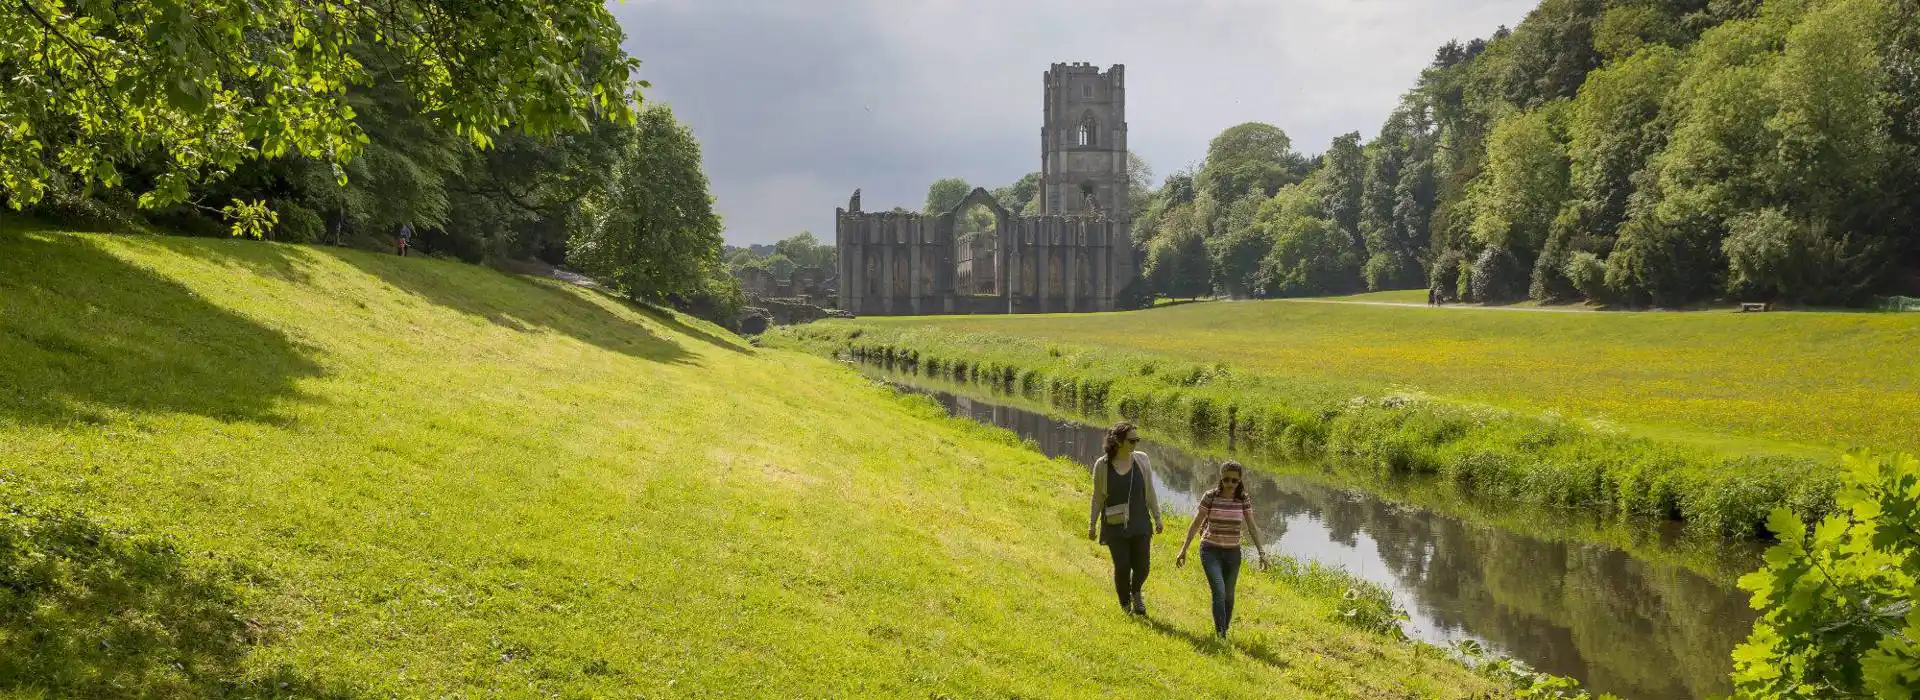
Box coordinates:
[1221,476,1240,483]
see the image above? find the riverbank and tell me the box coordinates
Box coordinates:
[0,224,1518,697]
[768,323,1839,542]
[870,369,1754,700]
[835,295,1920,457]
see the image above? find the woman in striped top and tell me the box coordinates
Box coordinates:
[1175,461,1269,638]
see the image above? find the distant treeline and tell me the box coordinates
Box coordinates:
[1115,0,1920,307]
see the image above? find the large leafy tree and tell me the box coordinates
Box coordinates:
[0,0,642,228]
[1198,122,1300,200]
[991,173,1040,214]
[923,177,972,215]
[1256,175,1363,297]
[773,232,835,271]
[1143,204,1210,300]
[569,104,721,304]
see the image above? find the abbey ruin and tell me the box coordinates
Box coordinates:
[835,63,1140,315]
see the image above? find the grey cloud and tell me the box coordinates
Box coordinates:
[610,0,1533,245]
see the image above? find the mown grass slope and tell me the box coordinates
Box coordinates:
[852,298,1920,455]
[0,224,1497,698]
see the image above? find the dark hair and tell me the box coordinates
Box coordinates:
[1218,461,1248,500]
[1103,421,1137,465]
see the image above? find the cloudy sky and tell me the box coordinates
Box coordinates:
[606,0,1535,246]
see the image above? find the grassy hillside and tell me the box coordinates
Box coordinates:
[0,225,1500,697]
[850,299,1920,456]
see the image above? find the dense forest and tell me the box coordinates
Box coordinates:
[1107,0,1920,308]
[0,1,742,322]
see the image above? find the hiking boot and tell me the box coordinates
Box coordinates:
[1130,593,1147,616]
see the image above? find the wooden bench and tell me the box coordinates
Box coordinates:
[1740,302,1771,313]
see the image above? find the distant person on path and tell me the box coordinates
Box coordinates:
[395,222,413,256]
[1088,421,1163,616]
[1175,460,1269,638]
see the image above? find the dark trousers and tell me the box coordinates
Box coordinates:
[1105,533,1152,607]
[1201,545,1242,635]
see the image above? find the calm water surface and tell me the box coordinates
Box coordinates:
[880,374,1756,700]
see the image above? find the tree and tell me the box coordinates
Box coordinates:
[1126,151,1155,220]
[1199,122,1300,200]
[991,173,1040,214]
[1321,132,1367,241]
[760,253,797,281]
[924,177,972,215]
[774,232,835,271]
[568,104,721,303]
[0,0,643,233]
[1563,47,1683,251]
[727,248,758,270]
[1206,190,1272,297]
[1467,105,1569,261]
[1256,176,1363,297]
[1144,204,1211,299]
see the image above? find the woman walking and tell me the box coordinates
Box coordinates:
[1087,421,1162,616]
[1176,461,1269,638]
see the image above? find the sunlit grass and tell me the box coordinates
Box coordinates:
[0,224,1498,697]
[852,296,1920,456]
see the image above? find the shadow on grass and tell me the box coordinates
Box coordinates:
[326,248,722,365]
[1138,616,1293,670]
[137,232,721,365]
[0,501,361,698]
[629,297,753,356]
[0,231,326,426]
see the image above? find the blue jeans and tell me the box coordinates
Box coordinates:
[1200,545,1242,636]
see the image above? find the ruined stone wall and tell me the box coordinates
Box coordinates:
[835,187,1134,316]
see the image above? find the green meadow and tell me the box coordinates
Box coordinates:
[845,298,1920,457]
[0,225,1508,697]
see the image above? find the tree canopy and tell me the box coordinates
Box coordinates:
[1,0,643,228]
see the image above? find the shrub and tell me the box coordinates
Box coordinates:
[1563,251,1608,302]
[1729,450,1920,699]
[1721,208,1878,306]
[1471,246,1526,303]
[274,203,326,243]
[1364,250,1420,292]
[1429,249,1465,303]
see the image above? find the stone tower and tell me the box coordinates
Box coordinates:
[1040,63,1127,217]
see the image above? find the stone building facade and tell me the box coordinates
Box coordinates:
[834,62,1138,316]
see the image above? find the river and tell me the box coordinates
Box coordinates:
[870,370,1757,700]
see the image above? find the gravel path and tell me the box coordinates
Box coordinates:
[1273,298,1602,313]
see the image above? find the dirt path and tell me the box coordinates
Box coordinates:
[1274,298,1602,313]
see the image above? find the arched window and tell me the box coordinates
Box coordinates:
[1077,113,1097,147]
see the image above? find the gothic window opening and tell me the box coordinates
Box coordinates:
[1077,113,1096,147]
[954,199,1002,296]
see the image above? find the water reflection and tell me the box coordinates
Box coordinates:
[914,384,1753,700]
